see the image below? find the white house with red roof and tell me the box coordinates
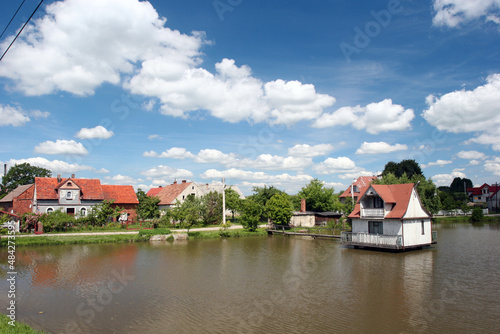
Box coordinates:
[339,176,377,204]
[33,175,138,220]
[342,183,436,250]
[467,183,500,211]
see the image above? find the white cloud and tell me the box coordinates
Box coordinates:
[141,165,193,179]
[0,105,30,127]
[432,0,500,27]
[423,74,500,150]
[313,157,358,175]
[312,99,414,134]
[0,0,335,126]
[5,157,93,174]
[456,150,486,160]
[104,174,138,184]
[144,147,196,159]
[485,157,500,176]
[75,126,114,139]
[148,134,162,140]
[96,168,110,174]
[422,160,453,168]
[355,142,408,155]
[288,144,334,157]
[229,154,313,171]
[34,140,88,155]
[431,171,468,186]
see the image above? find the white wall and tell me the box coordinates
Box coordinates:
[404,188,429,218]
[291,214,315,227]
[402,219,432,246]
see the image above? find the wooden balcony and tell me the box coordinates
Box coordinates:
[361,208,384,218]
[341,232,403,249]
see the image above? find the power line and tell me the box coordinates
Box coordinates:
[0,0,44,62]
[0,0,27,41]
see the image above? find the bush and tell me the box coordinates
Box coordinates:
[138,228,171,237]
[471,207,484,223]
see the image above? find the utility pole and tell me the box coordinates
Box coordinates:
[222,177,226,225]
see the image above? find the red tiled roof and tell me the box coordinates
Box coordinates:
[348,183,416,219]
[146,187,163,197]
[35,177,105,200]
[102,185,138,204]
[150,182,192,205]
[0,184,33,203]
[340,176,376,198]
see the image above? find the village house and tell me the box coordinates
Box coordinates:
[1,175,138,221]
[467,183,500,211]
[342,183,436,250]
[290,199,342,227]
[339,176,377,204]
[147,180,245,211]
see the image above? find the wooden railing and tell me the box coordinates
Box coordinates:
[341,232,402,248]
[361,208,384,217]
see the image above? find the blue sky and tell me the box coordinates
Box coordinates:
[1,0,500,195]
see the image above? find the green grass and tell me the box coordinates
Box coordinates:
[0,234,146,248]
[188,228,268,239]
[0,314,46,334]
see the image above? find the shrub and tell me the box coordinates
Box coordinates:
[471,207,484,223]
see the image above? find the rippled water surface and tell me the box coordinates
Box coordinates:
[1,223,500,333]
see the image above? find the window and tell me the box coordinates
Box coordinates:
[192,186,194,190]
[67,182,72,187]
[368,221,383,234]
[80,208,87,217]
[66,191,72,199]
[373,197,384,208]
[421,220,425,235]
[46,207,54,214]
[353,185,359,193]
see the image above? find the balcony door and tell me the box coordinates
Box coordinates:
[368,221,383,234]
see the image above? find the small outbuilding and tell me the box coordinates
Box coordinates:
[290,199,342,228]
[342,183,437,250]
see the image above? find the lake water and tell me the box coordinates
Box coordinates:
[1,223,499,334]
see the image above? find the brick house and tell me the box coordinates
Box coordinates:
[0,184,35,216]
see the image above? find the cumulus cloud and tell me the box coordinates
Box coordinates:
[201,168,313,184]
[456,150,486,160]
[423,74,500,150]
[75,126,114,139]
[485,157,500,176]
[422,160,453,168]
[288,144,334,157]
[312,99,414,134]
[313,157,357,175]
[34,140,88,155]
[431,170,468,186]
[432,0,500,27]
[0,104,48,127]
[144,147,196,159]
[0,0,336,126]
[355,142,408,155]
[5,157,93,174]
[104,174,139,184]
[148,134,162,140]
[141,165,193,179]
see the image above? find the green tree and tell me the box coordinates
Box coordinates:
[91,200,123,225]
[248,185,286,220]
[202,191,223,225]
[136,189,160,220]
[1,163,51,195]
[266,193,293,226]
[225,187,242,221]
[297,178,335,212]
[239,199,262,231]
[382,159,423,179]
[172,195,203,230]
[450,177,473,193]
[471,206,484,223]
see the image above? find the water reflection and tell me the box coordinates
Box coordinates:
[0,224,499,334]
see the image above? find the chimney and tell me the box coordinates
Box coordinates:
[71,174,75,178]
[182,180,186,183]
[3,164,6,176]
[159,186,162,188]
[173,181,177,185]
[57,174,62,182]
[300,199,306,212]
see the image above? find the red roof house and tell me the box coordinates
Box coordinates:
[0,184,34,216]
[343,183,435,250]
[339,176,376,204]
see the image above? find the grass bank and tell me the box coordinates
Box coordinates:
[0,234,146,248]
[433,216,500,224]
[188,228,268,239]
[0,314,46,334]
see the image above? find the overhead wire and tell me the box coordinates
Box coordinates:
[0,0,45,62]
[0,0,27,40]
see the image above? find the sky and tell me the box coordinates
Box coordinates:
[0,0,500,196]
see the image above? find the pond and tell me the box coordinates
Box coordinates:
[1,223,499,333]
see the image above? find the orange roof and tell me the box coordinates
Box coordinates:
[340,176,376,198]
[35,177,105,200]
[146,187,163,197]
[149,182,192,205]
[348,183,416,219]
[102,185,138,204]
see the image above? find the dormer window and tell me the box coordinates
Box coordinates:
[66,191,72,199]
[67,182,72,187]
[353,185,359,193]
[373,197,383,208]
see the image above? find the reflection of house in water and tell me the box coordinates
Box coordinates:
[342,183,437,250]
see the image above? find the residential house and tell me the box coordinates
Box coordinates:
[342,183,436,250]
[33,175,138,221]
[467,183,500,211]
[147,180,245,211]
[290,199,342,227]
[0,184,34,216]
[339,176,376,204]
